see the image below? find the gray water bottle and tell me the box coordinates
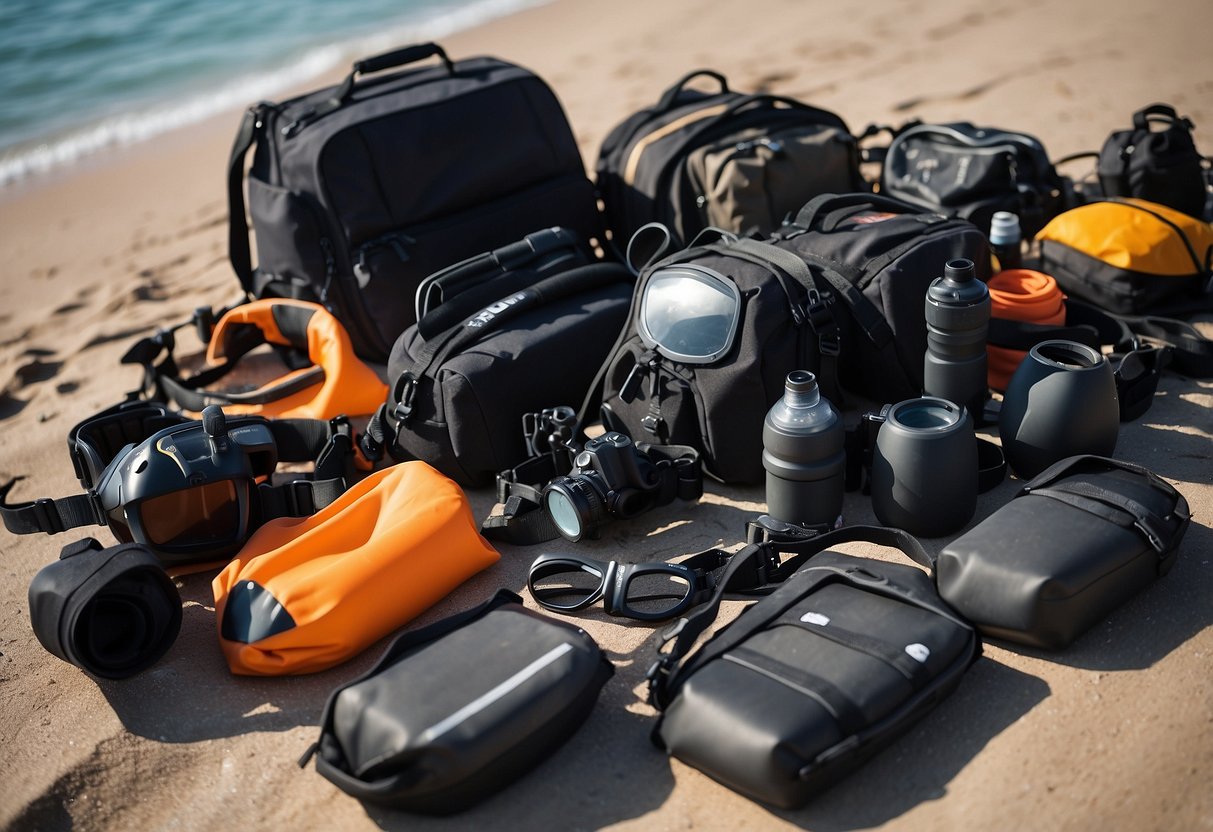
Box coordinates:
[761,370,845,529]
[924,258,990,418]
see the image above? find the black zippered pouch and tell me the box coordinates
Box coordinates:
[302,590,613,814]
[360,231,634,485]
[647,526,980,809]
[936,455,1191,649]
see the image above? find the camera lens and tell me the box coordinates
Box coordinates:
[544,487,584,540]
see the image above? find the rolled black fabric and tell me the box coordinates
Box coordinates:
[28,538,181,679]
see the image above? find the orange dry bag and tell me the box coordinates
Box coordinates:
[986,269,1067,391]
[213,462,499,675]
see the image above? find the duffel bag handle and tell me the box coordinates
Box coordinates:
[656,70,730,111]
[1132,103,1188,131]
[335,43,454,102]
[790,192,914,231]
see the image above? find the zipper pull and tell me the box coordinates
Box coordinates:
[281,107,315,138]
[620,362,647,403]
[319,238,337,302]
[353,247,371,289]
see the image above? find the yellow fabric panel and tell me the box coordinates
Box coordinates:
[1037,199,1213,276]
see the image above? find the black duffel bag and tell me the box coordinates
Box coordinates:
[362,228,633,486]
[228,42,602,361]
[879,121,1069,237]
[648,525,981,809]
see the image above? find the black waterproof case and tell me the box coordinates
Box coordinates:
[648,527,981,809]
[304,590,612,814]
[937,455,1190,649]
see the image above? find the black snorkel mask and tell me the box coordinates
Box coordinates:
[0,400,355,566]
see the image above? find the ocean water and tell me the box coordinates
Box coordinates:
[0,0,550,187]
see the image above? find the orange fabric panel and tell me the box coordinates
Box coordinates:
[213,462,499,675]
[203,299,387,419]
[1036,199,1213,275]
[987,269,1067,391]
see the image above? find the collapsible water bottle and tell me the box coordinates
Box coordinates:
[761,371,845,529]
[924,259,990,419]
[989,211,1023,271]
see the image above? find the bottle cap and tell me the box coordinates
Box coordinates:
[928,259,988,306]
[785,370,818,394]
[989,212,1022,245]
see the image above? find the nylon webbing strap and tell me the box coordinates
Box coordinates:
[228,106,261,295]
[0,480,105,535]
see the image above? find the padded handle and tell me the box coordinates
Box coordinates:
[791,192,913,230]
[656,70,730,111]
[335,43,454,102]
[1132,103,1184,131]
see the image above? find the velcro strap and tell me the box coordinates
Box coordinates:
[0,480,105,535]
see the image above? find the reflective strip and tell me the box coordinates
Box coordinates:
[416,642,574,744]
[623,104,730,186]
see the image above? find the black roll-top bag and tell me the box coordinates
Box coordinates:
[303,590,613,814]
[362,228,633,485]
[1098,104,1207,219]
[648,526,981,809]
[879,121,1068,237]
[937,455,1191,649]
[228,43,602,361]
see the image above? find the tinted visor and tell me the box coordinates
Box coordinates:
[138,480,243,548]
[638,265,741,364]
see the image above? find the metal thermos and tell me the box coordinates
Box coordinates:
[761,370,845,528]
[924,258,990,418]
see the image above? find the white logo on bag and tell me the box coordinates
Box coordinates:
[466,292,526,328]
[800,612,830,626]
[905,643,931,663]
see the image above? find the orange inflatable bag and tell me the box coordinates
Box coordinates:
[213,462,499,675]
[986,269,1067,391]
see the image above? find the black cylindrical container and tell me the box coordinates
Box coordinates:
[924,258,991,418]
[998,340,1119,478]
[872,397,977,538]
[761,370,845,529]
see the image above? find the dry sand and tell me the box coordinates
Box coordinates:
[1,0,1211,829]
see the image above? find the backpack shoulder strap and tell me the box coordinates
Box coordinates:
[228,106,263,297]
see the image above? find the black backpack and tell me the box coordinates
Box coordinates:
[879,121,1069,238]
[361,228,633,486]
[596,70,864,253]
[597,193,989,484]
[1097,104,1208,219]
[227,43,602,361]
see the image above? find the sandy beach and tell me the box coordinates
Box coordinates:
[1,0,1211,829]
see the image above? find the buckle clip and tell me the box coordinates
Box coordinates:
[818,329,841,357]
[286,481,315,516]
[33,498,64,535]
[392,373,419,424]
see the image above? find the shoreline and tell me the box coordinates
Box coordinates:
[2,0,1212,829]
